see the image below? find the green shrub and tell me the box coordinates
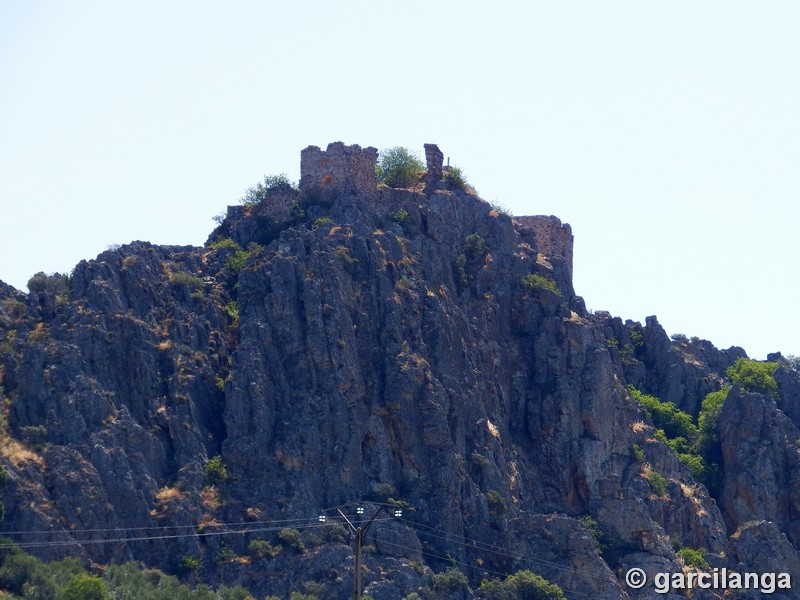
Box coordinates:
[215,542,235,564]
[471,451,492,469]
[479,569,566,600]
[619,343,637,365]
[0,552,42,595]
[677,547,709,568]
[59,573,110,600]
[0,545,254,599]
[19,425,47,446]
[677,453,706,481]
[463,233,488,261]
[430,568,470,593]
[223,301,240,323]
[628,327,644,351]
[278,528,305,553]
[319,522,348,544]
[505,570,566,599]
[445,166,468,190]
[377,147,424,188]
[629,386,718,487]
[178,555,199,573]
[453,234,490,292]
[696,387,729,495]
[2,299,26,325]
[485,490,507,515]
[646,469,668,497]
[698,387,730,438]
[225,242,264,276]
[577,515,603,551]
[302,581,325,597]
[631,443,645,462]
[26,271,70,296]
[26,272,49,294]
[334,247,356,265]
[210,237,240,250]
[313,216,333,228]
[629,387,697,442]
[390,209,409,223]
[247,539,275,558]
[242,174,295,206]
[453,254,470,291]
[664,435,695,455]
[372,482,397,502]
[520,273,560,296]
[204,455,228,486]
[727,357,779,399]
[226,250,249,274]
[169,271,204,290]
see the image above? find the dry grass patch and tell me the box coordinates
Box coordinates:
[198,515,224,530]
[0,429,43,467]
[155,486,183,503]
[1,439,42,467]
[680,483,708,517]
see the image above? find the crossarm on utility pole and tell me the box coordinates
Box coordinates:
[338,506,386,600]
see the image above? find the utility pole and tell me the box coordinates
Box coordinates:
[320,504,402,600]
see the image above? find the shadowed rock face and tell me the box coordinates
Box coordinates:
[1,146,799,599]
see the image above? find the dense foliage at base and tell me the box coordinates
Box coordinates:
[0,540,253,600]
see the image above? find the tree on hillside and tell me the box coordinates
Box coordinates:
[376,147,424,188]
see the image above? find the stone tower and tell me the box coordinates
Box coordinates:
[299,142,378,196]
[514,215,574,276]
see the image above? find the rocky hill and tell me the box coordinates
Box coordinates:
[1,142,799,599]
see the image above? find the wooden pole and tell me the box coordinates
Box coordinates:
[338,505,386,600]
[354,527,362,600]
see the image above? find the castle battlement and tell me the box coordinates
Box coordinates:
[298,143,575,276]
[300,142,378,196]
[514,215,574,276]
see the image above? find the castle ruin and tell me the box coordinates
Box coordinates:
[300,142,378,196]
[297,142,574,274]
[513,215,574,276]
[423,143,444,190]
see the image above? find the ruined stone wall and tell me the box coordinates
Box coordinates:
[514,215,574,275]
[300,142,378,196]
[423,143,443,191]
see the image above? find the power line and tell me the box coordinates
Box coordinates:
[0,518,401,552]
[397,518,618,588]
[372,537,595,600]
[0,507,616,598]
[0,515,320,537]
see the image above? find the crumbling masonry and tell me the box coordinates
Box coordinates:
[300,142,378,197]
[297,142,574,274]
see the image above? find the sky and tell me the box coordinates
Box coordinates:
[1,1,798,360]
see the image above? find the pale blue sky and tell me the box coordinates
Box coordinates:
[1,1,798,359]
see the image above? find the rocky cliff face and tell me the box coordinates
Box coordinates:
[1,144,799,599]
